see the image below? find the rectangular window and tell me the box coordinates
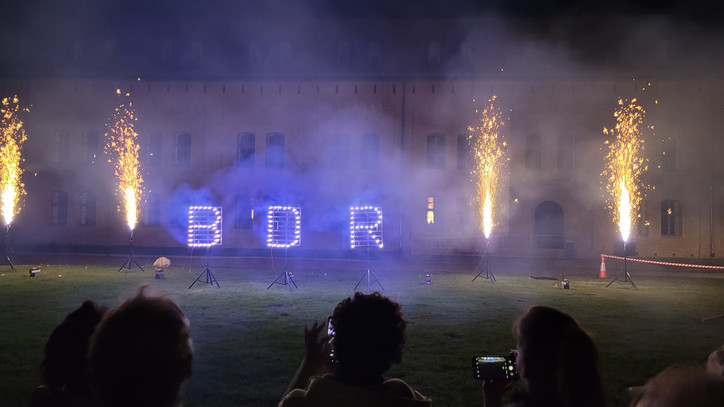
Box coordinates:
[234,194,253,229]
[236,132,255,168]
[79,191,96,226]
[175,132,191,167]
[525,134,542,170]
[457,134,468,170]
[637,199,650,237]
[661,200,682,236]
[265,133,285,168]
[426,196,436,224]
[145,132,162,167]
[52,191,68,225]
[53,131,70,164]
[84,132,99,164]
[556,135,575,171]
[426,196,443,231]
[145,192,161,226]
[427,133,446,169]
[329,134,349,169]
[360,133,380,168]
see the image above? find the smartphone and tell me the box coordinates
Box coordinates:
[327,316,336,363]
[472,355,519,380]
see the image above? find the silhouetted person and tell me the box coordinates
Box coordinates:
[30,300,107,407]
[632,365,724,407]
[482,305,606,407]
[88,286,193,407]
[279,291,430,407]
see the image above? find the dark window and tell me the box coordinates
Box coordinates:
[145,192,161,226]
[329,134,349,169]
[234,194,253,229]
[661,137,677,171]
[175,132,191,167]
[534,201,564,249]
[146,132,162,167]
[426,133,446,169]
[637,199,650,237]
[236,132,255,168]
[661,200,682,236]
[52,191,68,225]
[79,191,96,226]
[457,134,468,170]
[360,133,379,167]
[525,134,542,170]
[368,40,382,66]
[556,135,575,171]
[265,133,285,168]
[84,132,99,164]
[53,131,70,164]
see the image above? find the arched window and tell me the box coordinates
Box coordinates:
[534,201,564,248]
[425,196,443,230]
[79,191,96,226]
[53,130,70,164]
[235,194,253,229]
[236,132,255,168]
[661,200,682,236]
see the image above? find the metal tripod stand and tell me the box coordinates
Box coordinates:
[119,230,144,272]
[354,247,384,292]
[267,248,297,291]
[606,242,637,289]
[189,247,220,289]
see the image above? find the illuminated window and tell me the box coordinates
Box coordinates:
[661,200,682,236]
[234,194,253,229]
[175,132,191,167]
[556,135,575,171]
[144,192,161,226]
[660,137,677,171]
[266,133,285,168]
[79,191,96,226]
[51,191,68,225]
[53,130,69,164]
[236,132,255,168]
[360,133,379,167]
[146,132,162,167]
[329,134,349,169]
[426,133,446,169]
[83,132,99,164]
[525,134,542,170]
[426,196,435,224]
[457,134,468,170]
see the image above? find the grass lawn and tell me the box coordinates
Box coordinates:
[0,257,722,407]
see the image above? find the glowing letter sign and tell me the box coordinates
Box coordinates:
[187,206,222,247]
[266,206,301,248]
[350,206,383,249]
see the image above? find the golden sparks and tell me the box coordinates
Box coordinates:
[104,90,143,231]
[469,95,508,240]
[601,98,649,243]
[0,96,28,226]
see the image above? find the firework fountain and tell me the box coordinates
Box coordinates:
[0,96,27,272]
[602,98,649,289]
[469,96,508,283]
[105,89,145,271]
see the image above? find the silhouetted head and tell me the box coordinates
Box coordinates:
[89,286,192,407]
[41,300,106,393]
[513,305,605,407]
[634,365,724,407]
[330,292,407,382]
